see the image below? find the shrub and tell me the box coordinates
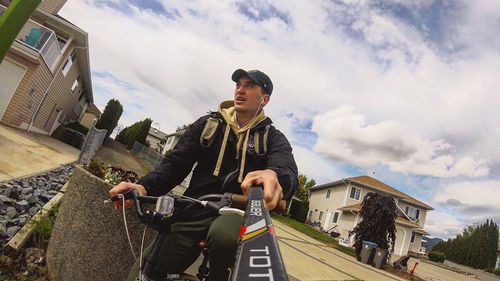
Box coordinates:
[428,251,446,263]
[349,192,397,260]
[96,99,123,139]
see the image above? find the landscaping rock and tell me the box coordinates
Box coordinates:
[7,225,21,237]
[0,164,74,248]
[15,200,30,213]
[6,207,17,219]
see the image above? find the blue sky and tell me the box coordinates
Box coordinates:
[60,0,500,239]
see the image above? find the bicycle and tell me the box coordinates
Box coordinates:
[106,186,289,281]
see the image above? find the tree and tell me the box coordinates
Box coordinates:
[349,192,397,261]
[96,99,123,139]
[115,118,152,149]
[289,174,316,222]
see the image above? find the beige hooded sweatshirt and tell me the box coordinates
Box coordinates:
[215,100,267,182]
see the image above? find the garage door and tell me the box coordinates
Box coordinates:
[394,227,406,256]
[0,58,27,120]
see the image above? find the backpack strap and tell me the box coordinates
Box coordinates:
[253,125,271,156]
[200,113,222,148]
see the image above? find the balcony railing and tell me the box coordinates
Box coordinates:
[14,17,62,72]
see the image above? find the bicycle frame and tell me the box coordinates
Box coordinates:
[109,186,288,281]
[231,186,289,281]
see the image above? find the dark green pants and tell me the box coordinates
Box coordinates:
[127,213,243,281]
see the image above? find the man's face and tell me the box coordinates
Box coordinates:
[233,76,268,114]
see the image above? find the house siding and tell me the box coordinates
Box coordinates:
[32,45,82,133]
[80,112,98,128]
[409,232,423,253]
[39,0,67,14]
[3,41,83,134]
[1,52,47,129]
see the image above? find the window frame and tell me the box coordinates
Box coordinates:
[411,232,416,243]
[349,186,362,201]
[61,49,76,77]
[405,205,421,221]
[332,211,340,223]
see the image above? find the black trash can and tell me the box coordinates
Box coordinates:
[372,248,389,268]
[360,241,378,264]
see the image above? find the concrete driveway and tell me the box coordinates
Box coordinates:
[0,125,79,182]
[273,220,405,281]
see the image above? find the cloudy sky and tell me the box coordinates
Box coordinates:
[60,0,499,239]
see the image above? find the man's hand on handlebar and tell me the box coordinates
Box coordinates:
[109,182,147,209]
[240,169,283,211]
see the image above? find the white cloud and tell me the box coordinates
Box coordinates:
[426,210,465,239]
[58,1,500,234]
[433,181,500,224]
[312,105,489,178]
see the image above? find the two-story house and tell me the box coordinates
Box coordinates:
[0,0,93,135]
[308,176,433,257]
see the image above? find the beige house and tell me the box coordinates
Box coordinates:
[308,176,432,256]
[0,0,93,135]
[79,103,101,128]
[146,126,168,153]
[161,130,186,155]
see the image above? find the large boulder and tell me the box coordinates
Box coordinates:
[46,165,155,281]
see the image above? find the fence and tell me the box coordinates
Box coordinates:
[78,119,107,166]
[131,141,164,171]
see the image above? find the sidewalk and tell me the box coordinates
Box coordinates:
[0,125,79,182]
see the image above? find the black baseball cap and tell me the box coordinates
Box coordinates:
[231,69,273,95]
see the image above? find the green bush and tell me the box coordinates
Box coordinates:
[428,251,446,263]
[290,199,309,222]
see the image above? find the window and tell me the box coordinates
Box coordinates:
[405,206,420,221]
[411,232,416,243]
[332,212,340,223]
[57,36,67,51]
[326,189,331,198]
[61,50,76,77]
[319,211,323,221]
[349,187,361,200]
[71,75,80,92]
[314,209,318,212]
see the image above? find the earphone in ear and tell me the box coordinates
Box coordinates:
[260,99,265,105]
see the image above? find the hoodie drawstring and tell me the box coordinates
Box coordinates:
[238,129,251,183]
[213,124,231,177]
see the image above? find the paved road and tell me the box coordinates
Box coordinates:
[273,220,405,281]
[0,125,79,182]
[407,258,499,281]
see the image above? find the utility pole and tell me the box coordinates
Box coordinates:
[0,0,41,63]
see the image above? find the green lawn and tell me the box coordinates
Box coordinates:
[271,214,356,257]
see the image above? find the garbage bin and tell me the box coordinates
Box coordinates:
[372,248,389,268]
[360,241,378,264]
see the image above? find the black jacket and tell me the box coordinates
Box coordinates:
[138,112,298,220]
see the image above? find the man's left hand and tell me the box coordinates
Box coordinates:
[241,169,283,210]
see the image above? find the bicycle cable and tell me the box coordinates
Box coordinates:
[120,194,137,261]
[139,224,148,281]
